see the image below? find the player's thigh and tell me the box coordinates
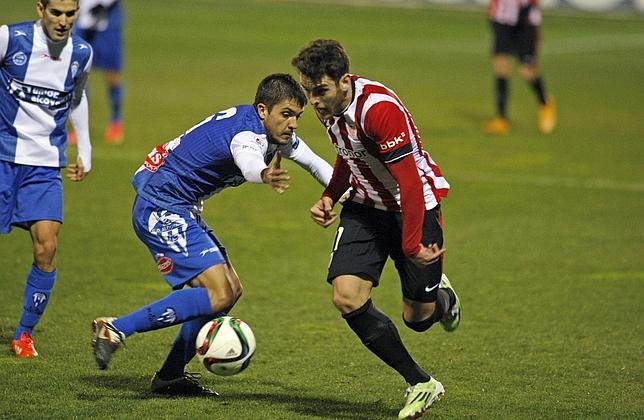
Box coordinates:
[491,22,516,56]
[15,165,63,229]
[92,28,123,71]
[517,23,539,68]
[29,220,61,246]
[391,206,444,304]
[131,196,226,290]
[327,203,389,287]
[0,160,18,233]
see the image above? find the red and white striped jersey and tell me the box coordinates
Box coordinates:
[488,0,541,26]
[323,75,449,213]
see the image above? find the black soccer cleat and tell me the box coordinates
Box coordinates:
[150,372,219,397]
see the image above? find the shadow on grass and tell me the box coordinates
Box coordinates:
[223,391,397,419]
[80,374,397,419]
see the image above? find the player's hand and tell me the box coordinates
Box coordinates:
[310,196,337,228]
[66,156,87,182]
[262,151,290,194]
[409,243,445,267]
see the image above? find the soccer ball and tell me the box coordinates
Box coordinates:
[195,316,256,376]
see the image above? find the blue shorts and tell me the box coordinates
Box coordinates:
[75,26,123,71]
[0,161,63,234]
[132,195,227,289]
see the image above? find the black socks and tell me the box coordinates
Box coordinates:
[343,299,430,385]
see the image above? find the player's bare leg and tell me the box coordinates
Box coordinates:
[12,221,60,357]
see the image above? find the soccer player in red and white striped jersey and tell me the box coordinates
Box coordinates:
[292,39,461,419]
[484,0,556,135]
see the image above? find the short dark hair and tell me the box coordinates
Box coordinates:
[254,73,306,111]
[39,0,80,7]
[291,39,350,84]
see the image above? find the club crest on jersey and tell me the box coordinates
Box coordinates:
[71,61,79,77]
[12,52,27,66]
[148,211,189,256]
[32,292,47,307]
[155,254,174,275]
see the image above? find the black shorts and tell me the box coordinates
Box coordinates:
[491,8,540,65]
[327,202,444,303]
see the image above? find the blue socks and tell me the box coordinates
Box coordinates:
[112,288,212,337]
[108,83,123,122]
[157,310,228,380]
[157,315,211,380]
[14,265,56,339]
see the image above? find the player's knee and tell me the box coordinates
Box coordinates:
[519,65,536,80]
[33,239,57,270]
[206,286,236,313]
[403,315,436,332]
[332,292,362,315]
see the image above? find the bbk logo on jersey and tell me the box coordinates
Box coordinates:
[379,132,406,151]
[148,211,189,256]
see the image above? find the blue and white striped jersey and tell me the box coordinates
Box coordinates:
[0,21,92,168]
[132,105,332,213]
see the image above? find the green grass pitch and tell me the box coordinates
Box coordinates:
[1,0,642,418]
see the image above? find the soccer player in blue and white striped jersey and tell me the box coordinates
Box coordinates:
[91,73,333,396]
[0,0,93,358]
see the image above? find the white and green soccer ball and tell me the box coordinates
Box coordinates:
[195,316,256,376]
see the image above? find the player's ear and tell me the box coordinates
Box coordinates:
[339,73,351,92]
[256,103,268,120]
[37,1,45,18]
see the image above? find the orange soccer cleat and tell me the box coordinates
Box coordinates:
[11,332,39,358]
[483,116,510,135]
[538,95,557,134]
[104,121,124,144]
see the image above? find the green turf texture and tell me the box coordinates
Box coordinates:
[1,1,643,418]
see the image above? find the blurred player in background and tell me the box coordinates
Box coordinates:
[292,39,461,419]
[91,74,333,396]
[0,0,92,357]
[483,0,556,135]
[72,0,124,144]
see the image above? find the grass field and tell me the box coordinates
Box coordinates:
[1,0,643,418]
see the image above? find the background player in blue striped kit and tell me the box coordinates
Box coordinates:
[0,0,92,358]
[73,0,125,144]
[91,73,333,396]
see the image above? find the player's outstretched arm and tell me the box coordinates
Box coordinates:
[261,151,290,194]
[310,196,337,228]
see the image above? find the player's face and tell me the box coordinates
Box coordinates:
[258,99,304,145]
[299,74,352,122]
[37,0,79,42]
